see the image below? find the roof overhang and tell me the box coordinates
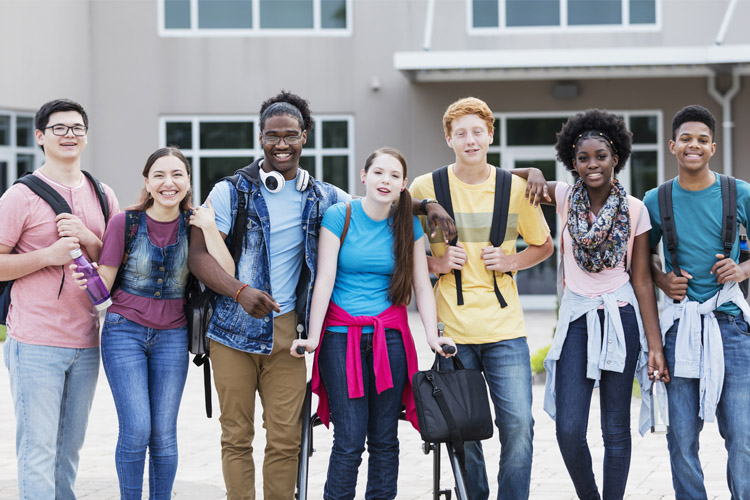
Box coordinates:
[394,45,750,82]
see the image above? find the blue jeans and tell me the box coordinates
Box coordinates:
[664,312,750,500]
[441,337,534,500]
[318,329,407,500]
[555,305,640,500]
[101,312,189,500]
[3,337,99,500]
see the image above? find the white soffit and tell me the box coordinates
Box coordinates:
[394,45,750,82]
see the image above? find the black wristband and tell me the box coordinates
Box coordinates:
[420,198,436,215]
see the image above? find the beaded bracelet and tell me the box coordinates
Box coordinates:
[234,284,249,302]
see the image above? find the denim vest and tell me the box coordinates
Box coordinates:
[207,159,344,355]
[118,210,190,300]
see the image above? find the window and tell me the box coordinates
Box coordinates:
[470,0,657,31]
[488,111,662,196]
[486,111,662,307]
[0,111,44,195]
[160,0,350,35]
[161,115,354,201]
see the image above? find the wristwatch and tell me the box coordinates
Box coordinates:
[420,198,438,215]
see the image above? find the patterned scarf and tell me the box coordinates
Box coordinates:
[567,178,630,273]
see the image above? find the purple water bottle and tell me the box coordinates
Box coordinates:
[70,248,112,311]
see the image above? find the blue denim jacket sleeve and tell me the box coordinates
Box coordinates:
[206,173,343,355]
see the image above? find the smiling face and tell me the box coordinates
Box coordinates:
[573,137,618,189]
[34,111,88,162]
[260,114,307,181]
[669,121,716,174]
[361,153,407,205]
[144,155,191,210]
[445,114,492,167]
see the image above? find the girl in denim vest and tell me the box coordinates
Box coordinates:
[72,147,228,499]
[291,147,456,500]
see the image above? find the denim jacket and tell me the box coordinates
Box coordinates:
[660,281,750,422]
[119,210,190,299]
[206,159,346,355]
[544,282,653,435]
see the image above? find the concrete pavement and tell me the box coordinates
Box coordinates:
[0,310,731,499]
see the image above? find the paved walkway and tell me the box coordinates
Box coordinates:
[0,311,731,499]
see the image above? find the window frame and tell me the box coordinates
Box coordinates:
[0,110,44,194]
[158,0,353,37]
[159,114,355,202]
[467,0,661,34]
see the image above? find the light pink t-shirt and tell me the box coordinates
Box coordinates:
[0,170,120,348]
[555,182,650,299]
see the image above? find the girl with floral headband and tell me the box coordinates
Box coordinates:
[515,109,669,500]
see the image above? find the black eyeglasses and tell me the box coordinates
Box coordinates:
[46,125,88,137]
[262,134,303,145]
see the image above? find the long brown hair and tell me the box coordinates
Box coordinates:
[363,147,414,306]
[128,147,193,212]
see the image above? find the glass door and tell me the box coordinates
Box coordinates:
[506,151,568,310]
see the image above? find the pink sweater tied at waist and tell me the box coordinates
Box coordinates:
[311,301,420,431]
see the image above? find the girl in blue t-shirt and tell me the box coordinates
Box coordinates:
[291,147,456,500]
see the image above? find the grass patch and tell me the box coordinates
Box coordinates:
[530,344,551,374]
[0,325,5,342]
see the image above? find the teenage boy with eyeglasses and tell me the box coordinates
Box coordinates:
[0,98,119,499]
[410,97,553,500]
[188,91,455,500]
[644,104,750,500]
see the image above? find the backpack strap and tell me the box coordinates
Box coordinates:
[432,166,464,305]
[230,172,252,265]
[657,180,682,279]
[719,174,737,257]
[122,210,141,264]
[14,174,74,299]
[15,174,72,215]
[81,170,110,227]
[488,167,513,308]
[340,201,351,246]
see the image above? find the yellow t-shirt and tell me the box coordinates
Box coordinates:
[410,165,550,344]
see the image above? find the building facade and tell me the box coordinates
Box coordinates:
[2,0,749,308]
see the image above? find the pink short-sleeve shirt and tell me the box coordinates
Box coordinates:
[555,182,651,298]
[0,170,120,348]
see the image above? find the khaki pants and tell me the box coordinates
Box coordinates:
[210,311,306,500]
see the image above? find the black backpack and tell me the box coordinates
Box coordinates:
[0,171,110,325]
[432,166,513,307]
[657,174,749,299]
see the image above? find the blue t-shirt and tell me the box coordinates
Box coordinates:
[208,170,305,316]
[322,199,424,332]
[643,173,750,315]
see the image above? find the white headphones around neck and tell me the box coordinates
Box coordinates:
[258,164,310,194]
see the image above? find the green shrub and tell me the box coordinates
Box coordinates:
[530,344,551,374]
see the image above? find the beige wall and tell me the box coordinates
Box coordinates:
[1,0,748,205]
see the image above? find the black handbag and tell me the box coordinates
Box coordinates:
[184,273,214,417]
[412,355,493,464]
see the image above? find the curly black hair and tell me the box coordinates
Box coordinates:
[259,90,314,133]
[671,104,715,140]
[555,109,632,175]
